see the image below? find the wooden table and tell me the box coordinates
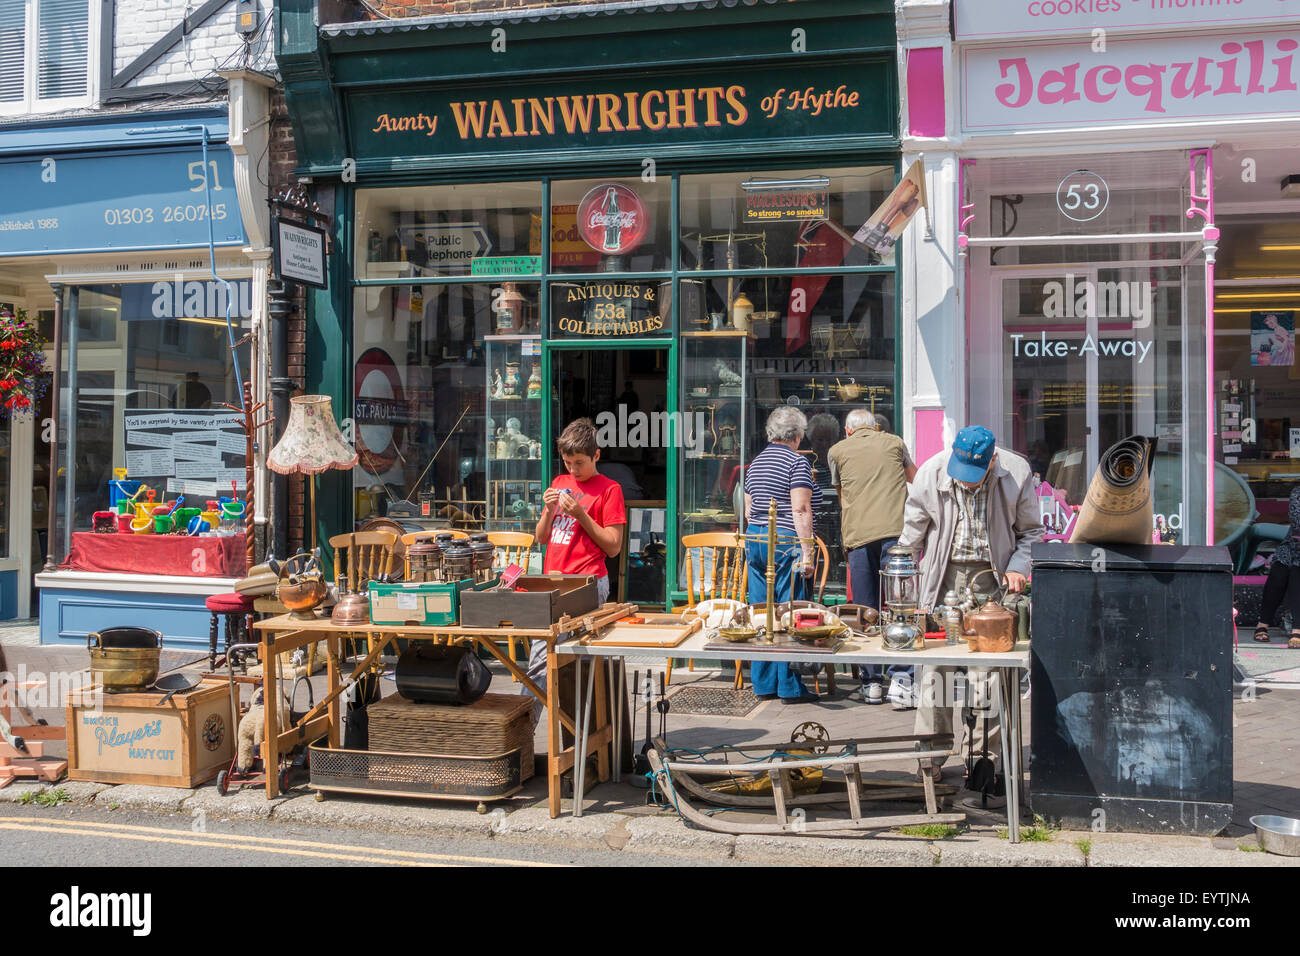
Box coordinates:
[251,606,632,814]
[559,630,1032,840]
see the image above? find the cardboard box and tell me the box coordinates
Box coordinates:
[460,574,599,629]
[368,579,479,626]
[66,680,234,788]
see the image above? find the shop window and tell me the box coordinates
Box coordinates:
[0,0,93,115]
[679,166,895,270]
[354,181,542,281]
[54,283,248,543]
[351,283,541,526]
[549,177,671,274]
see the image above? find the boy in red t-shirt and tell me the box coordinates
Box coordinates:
[524,418,626,721]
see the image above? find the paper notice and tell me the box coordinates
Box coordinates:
[1222,443,1243,454]
[125,450,173,476]
[175,460,219,480]
[174,431,217,444]
[1222,403,1241,413]
[173,441,221,462]
[216,431,246,455]
[1291,428,1300,459]
[167,478,218,497]
[127,431,174,450]
[124,412,173,431]
[1225,456,1239,465]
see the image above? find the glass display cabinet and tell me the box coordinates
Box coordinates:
[679,330,750,535]
[485,335,544,533]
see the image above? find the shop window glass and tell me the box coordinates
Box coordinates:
[354,182,542,280]
[56,283,248,544]
[679,166,895,270]
[549,176,670,274]
[351,283,540,524]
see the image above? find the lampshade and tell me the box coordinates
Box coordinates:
[267,394,358,475]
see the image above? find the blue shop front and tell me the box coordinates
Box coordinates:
[0,105,258,648]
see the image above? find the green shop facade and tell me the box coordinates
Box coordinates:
[277,0,902,605]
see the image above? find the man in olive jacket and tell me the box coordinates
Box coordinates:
[897,426,1042,803]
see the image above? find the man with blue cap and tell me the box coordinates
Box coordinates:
[897,425,1042,806]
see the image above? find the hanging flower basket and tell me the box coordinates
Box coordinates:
[0,306,49,420]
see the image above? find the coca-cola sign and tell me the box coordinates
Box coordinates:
[576,183,649,256]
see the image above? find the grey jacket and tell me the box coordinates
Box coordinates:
[897,446,1044,609]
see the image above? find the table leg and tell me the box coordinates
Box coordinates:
[998,666,1021,843]
[326,634,340,749]
[611,658,623,783]
[263,635,279,799]
[546,641,561,819]
[593,657,610,783]
[573,656,596,818]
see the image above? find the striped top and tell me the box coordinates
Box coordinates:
[744,443,823,531]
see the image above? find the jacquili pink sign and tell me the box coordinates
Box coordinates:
[955,0,1300,41]
[963,30,1300,131]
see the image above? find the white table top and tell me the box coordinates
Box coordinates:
[557,630,1030,668]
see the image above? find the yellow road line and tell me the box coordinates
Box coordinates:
[0,817,561,867]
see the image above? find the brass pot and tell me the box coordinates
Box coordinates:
[331,590,371,626]
[88,627,162,693]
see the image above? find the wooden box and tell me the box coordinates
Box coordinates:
[66,680,234,788]
[460,574,598,629]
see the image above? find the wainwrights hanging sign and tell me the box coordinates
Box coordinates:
[349,60,890,160]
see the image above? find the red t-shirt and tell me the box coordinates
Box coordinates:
[542,473,627,578]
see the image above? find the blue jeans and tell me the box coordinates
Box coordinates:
[847,537,912,684]
[745,523,810,699]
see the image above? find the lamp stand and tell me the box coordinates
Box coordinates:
[309,475,317,554]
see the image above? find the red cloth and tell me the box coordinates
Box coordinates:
[62,532,249,578]
[542,473,626,578]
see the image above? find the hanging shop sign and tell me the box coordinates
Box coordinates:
[350,60,888,160]
[576,184,648,255]
[962,29,1300,132]
[743,185,830,223]
[955,0,1300,42]
[0,146,246,257]
[853,159,927,254]
[551,281,663,337]
[274,217,328,289]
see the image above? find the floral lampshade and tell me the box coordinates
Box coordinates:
[267,395,358,475]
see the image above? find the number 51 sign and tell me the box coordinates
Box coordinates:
[1056,170,1109,223]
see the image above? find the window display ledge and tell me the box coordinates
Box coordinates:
[35,570,241,596]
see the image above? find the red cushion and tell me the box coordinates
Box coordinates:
[206,592,255,613]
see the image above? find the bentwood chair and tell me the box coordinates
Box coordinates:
[487,531,537,677]
[672,532,749,687]
[327,531,400,673]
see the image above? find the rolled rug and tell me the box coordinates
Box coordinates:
[1068,435,1159,545]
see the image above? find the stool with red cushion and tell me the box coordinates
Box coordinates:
[205,592,255,670]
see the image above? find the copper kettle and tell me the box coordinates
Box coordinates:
[273,550,329,621]
[961,601,1017,653]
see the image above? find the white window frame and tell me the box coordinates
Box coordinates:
[0,0,99,117]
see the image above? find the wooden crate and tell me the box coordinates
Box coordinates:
[66,680,234,788]
[367,693,534,782]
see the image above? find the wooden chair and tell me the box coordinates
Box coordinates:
[808,535,837,696]
[487,531,536,678]
[329,531,399,669]
[673,532,748,687]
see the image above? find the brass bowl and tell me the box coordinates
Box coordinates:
[788,624,847,647]
[278,578,329,620]
[718,626,759,643]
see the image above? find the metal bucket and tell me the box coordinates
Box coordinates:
[88,627,162,693]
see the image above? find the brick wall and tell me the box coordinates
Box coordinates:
[115,0,272,87]
[268,88,310,555]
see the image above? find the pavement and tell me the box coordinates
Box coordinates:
[4,627,1299,867]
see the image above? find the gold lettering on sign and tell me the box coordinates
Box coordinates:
[372,112,438,136]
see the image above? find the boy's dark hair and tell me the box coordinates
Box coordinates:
[557,418,599,457]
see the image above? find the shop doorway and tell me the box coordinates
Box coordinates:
[550,346,669,605]
[980,258,1197,539]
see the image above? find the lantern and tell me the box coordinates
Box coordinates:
[879,546,921,615]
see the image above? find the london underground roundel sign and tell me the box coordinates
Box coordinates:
[577,183,649,255]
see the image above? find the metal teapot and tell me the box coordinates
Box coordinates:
[959,569,1016,653]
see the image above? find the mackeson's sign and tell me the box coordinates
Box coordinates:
[350,61,890,158]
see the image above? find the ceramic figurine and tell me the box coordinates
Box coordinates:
[491,369,504,399]
[504,362,521,399]
[527,363,542,399]
[715,359,743,396]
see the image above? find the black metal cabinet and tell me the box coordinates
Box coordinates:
[1029,543,1233,835]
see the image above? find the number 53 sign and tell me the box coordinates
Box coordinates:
[1056,170,1109,223]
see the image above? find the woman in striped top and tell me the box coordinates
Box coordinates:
[743,406,823,703]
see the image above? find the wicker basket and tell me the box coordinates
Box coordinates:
[307,693,535,801]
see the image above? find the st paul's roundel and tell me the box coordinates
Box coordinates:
[354,347,408,475]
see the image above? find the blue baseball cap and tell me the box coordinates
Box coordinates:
[948,426,997,484]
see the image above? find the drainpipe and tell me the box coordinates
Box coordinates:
[42,284,63,572]
[267,280,293,559]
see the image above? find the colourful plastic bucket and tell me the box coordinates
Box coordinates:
[108,480,141,510]
[153,515,175,534]
[187,515,211,535]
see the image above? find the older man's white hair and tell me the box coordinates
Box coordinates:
[765,406,807,443]
[845,408,876,433]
